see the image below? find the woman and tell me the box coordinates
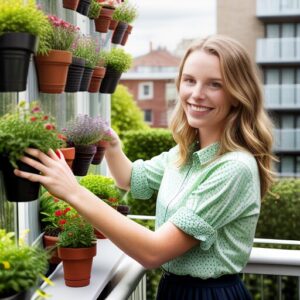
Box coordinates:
[15,35,276,299]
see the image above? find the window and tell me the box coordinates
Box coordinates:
[165,83,177,102]
[138,82,153,100]
[144,109,152,123]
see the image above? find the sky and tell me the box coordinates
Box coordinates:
[124,0,216,57]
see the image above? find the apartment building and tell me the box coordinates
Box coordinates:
[120,47,180,128]
[217,0,300,177]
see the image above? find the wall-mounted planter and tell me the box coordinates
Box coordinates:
[120,24,133,46]
[35,50,72,94]
[111,21,128,45]
[99,67,122,94]
[0,32,37,92]
[65,57,85,93]
[63,0,80,10]
[72,145,96,176]
[88,66,106,93]
[76,0,91,16]
[79,67,94,92]
[94,7,115,33]
[1,156,40,202]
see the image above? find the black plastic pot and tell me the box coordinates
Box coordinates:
[65,57,85,93]
[99,67,122,94]
[1,155,40,202]
[91,145,105,165]
[0,290,30,300]
[79,67,94,91]
[0,32,37,92]
[111,21,128,45]
[117,205,130,216]
[76,0,91,16]
[72,145,96,176]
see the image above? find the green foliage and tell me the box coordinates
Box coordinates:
[88,0,101,19]
[79,174,121,206]
[111,85,148,135]
[100,48,132,73]
[58,217,96,248]
[0,229,48,296]
[71,35,101,68]
[0,101,63,168]
[0,0,52,55]
[122,128,176,161]
[256,179,300,240]
[112,0,138,23]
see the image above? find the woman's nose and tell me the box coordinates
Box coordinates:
[192,83,206,100]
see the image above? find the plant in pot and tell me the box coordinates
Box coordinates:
[92,119,112,165]
[94,1,116,33]
[111,0,138,45]
[100,48,132,94]
[0,0,51,92]
[79,174,121,238]
[0,101,63,202]
[35,15,79,94]
[39,190,76,265]
[0,229,49,300]
[63,0,80,11]
[63,114,103,176]
[57,216,97,287]
[88,0,101,20]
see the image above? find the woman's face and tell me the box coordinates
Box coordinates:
[179,50,235,141]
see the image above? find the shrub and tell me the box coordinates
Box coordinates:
[112,0,138,23]
[111,85,148,135]
[100,48,132,73]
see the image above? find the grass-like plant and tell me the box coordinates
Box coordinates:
[0,101,63,168]
[0,0,52,55]
[112,0,138,23]
[88,0,102,19]
[0,230,48,297]
[100,48,132,73]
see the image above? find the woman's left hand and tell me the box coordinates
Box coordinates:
[14,148,82,203]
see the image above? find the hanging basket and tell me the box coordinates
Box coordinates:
[0,32,37,92]
[35,49,72,94]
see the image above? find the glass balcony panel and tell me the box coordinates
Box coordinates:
[281,84,295,106]
[257,0,300,16]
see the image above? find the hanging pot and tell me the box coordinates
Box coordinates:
[88,67,106,93]
[99,67,122,94]
[43,235,61,265]
[94,7,115,33]
[76,0,91,16]
[1,155,40,203]
[59,147,75,168]
[91,140,108,165]
[0,290,30,300]
[111,21,128,45]
[79,67,94,91]
[109,19,118,31]
[65,56,85,93]
[72,145,96,176]
[63,0,80,10]
[58,245,97,287]
[35,50,72,94]
[0,32,37,92]
[120,24,133,46]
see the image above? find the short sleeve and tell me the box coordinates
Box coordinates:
[130,147,178,199]
[169,160,260,250]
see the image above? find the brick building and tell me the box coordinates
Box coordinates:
[120,47,181,128]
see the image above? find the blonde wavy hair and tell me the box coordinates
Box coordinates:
[170,35,277,198]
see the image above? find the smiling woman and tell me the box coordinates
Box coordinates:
[15,35,276,300]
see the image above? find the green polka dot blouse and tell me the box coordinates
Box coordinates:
[130,142,261,279]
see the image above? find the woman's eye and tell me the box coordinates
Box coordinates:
[183,78,195,84]
[210,82,222,88]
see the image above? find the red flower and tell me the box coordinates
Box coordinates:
[44,123,54,130]
[53,198,59,203]
[57,133,67,141]
[30,116,37,122]
[63,207,71,214]
[55,210,63,217]
[108,197,118,203]
[59,219,67,225]
[42,115,49,121]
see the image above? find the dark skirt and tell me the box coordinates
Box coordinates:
[156,272,252,300]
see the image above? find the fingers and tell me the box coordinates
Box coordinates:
[24,148,54,166]
[14,168,45,184]
[19,155,48,174]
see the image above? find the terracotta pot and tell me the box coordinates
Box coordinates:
[43,235,61,265]
[91,140,108,165]
[109,19,118,31]
[88,66,106,93]
[94,7,115,33]
[121,24,133,46]
[63,0,80,10]
[35,50,72,94]
[58,245,97,287]
[59,147,75,168]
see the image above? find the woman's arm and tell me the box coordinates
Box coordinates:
[14,148,199,269]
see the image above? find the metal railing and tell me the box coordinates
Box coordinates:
[256,37,300,63]
[127,215,300,300]
[264,84,300,108]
